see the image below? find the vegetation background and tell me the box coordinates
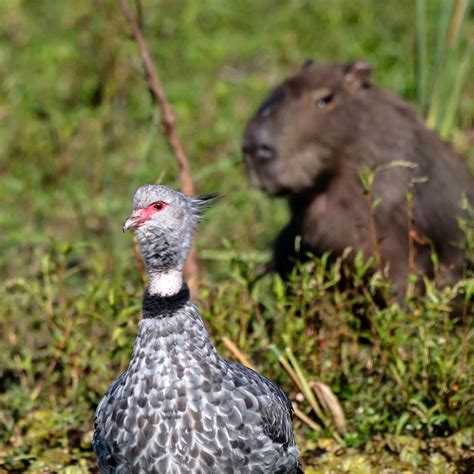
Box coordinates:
[0,0,473,472]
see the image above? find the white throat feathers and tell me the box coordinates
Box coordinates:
[148,269,184,296]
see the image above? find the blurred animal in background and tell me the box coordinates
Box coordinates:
[242,60,473,296]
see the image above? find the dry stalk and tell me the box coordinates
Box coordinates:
[222,336,257,371]
[406,191,429,293]
[133,235,147,286]
[292,403,321,433]
[310,381,347,433]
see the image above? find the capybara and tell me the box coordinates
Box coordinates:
[242,61,473,295]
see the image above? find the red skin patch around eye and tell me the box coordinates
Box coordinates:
[137,201,168,224]
[123,201,168,231]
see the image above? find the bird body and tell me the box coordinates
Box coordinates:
[94,185,301,473]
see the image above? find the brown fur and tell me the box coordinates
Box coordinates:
[242,61,473,294]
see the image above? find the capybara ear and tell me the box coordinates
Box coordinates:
[302,58,315,69]
[343,60,372,90]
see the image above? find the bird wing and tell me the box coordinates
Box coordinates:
[93,430,115,474]
[225,361,295,448]
[93,374,127,473]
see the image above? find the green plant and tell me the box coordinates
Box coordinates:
[416,0,472,138]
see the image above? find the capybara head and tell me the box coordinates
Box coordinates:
[242,61,372,195]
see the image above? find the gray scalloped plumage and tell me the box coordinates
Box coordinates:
[93,184,302,473]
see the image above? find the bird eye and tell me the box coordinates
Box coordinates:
[316,93,334,109]
[153,201,167,211]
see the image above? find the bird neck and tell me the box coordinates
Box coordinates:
[136,226,191,294]
[141,284,190,319]
[148,269,184,297]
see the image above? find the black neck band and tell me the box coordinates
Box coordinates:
[142,284,190,319]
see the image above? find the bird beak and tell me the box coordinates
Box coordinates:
[123,210,144,232]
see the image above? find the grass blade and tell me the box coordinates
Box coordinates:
[416,0,427,112]
[439,47,471,139]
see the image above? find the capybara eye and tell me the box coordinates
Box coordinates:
[316,94,334,109]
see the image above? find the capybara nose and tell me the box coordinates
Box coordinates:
[242,124,276,162]
[242,142,276,162]
[254,143,276,161]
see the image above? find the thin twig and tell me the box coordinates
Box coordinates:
[119,0,199,294]
[133,235,147,286]
[222,336,257,371]
[118,0,195,195]
[292,403,321,432]
[406,190,429,294]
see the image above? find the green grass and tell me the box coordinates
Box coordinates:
[0,0,473,472]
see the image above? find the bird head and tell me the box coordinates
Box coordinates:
[123,184,217,273]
